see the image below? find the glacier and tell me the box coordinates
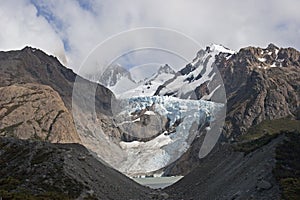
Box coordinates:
[76,44,229,177]
[112,95,224,176]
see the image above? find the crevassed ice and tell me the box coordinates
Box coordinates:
[113,96,224,175]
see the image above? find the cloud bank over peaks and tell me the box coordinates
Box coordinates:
[0,0,299,72]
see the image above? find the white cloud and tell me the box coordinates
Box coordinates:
[0,0,300,72]
[0,0,67,65]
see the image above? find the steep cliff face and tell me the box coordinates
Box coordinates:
[0,47,121,145]
[0,83,81,143]
[217,44,300,138]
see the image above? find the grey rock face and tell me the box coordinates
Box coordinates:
[217,44,300,138]
[0,83,81,143]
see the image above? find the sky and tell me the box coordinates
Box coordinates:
[0,0,300,73]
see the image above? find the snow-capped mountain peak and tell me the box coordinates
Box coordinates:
[97,64,137,95]
[98,64,135,87]
[118,64,176,98]
[157,64,176,75]
[190,44,234,68]
[102,44,232,101]
[207,43,236,54]
[156,44,230,101]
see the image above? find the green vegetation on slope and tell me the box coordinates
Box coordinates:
[239,118,300,141]
[233,132,279,154]
[274,131,300,200]
[234,118,300,154]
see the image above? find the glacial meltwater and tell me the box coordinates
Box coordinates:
[132,176,184,189]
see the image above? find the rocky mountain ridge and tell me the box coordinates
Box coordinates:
[152,43,299,138]
[0,44,299,199]
[0,46,113,116]
[161,43,300,176]
[0,46,124,158]
[217,43,300,138]
[2,44,298,142]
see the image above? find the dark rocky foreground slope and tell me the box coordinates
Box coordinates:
[0,137,163,200]
[1,131,299,199]
[164,130,300,200]
[165,135,283,200]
